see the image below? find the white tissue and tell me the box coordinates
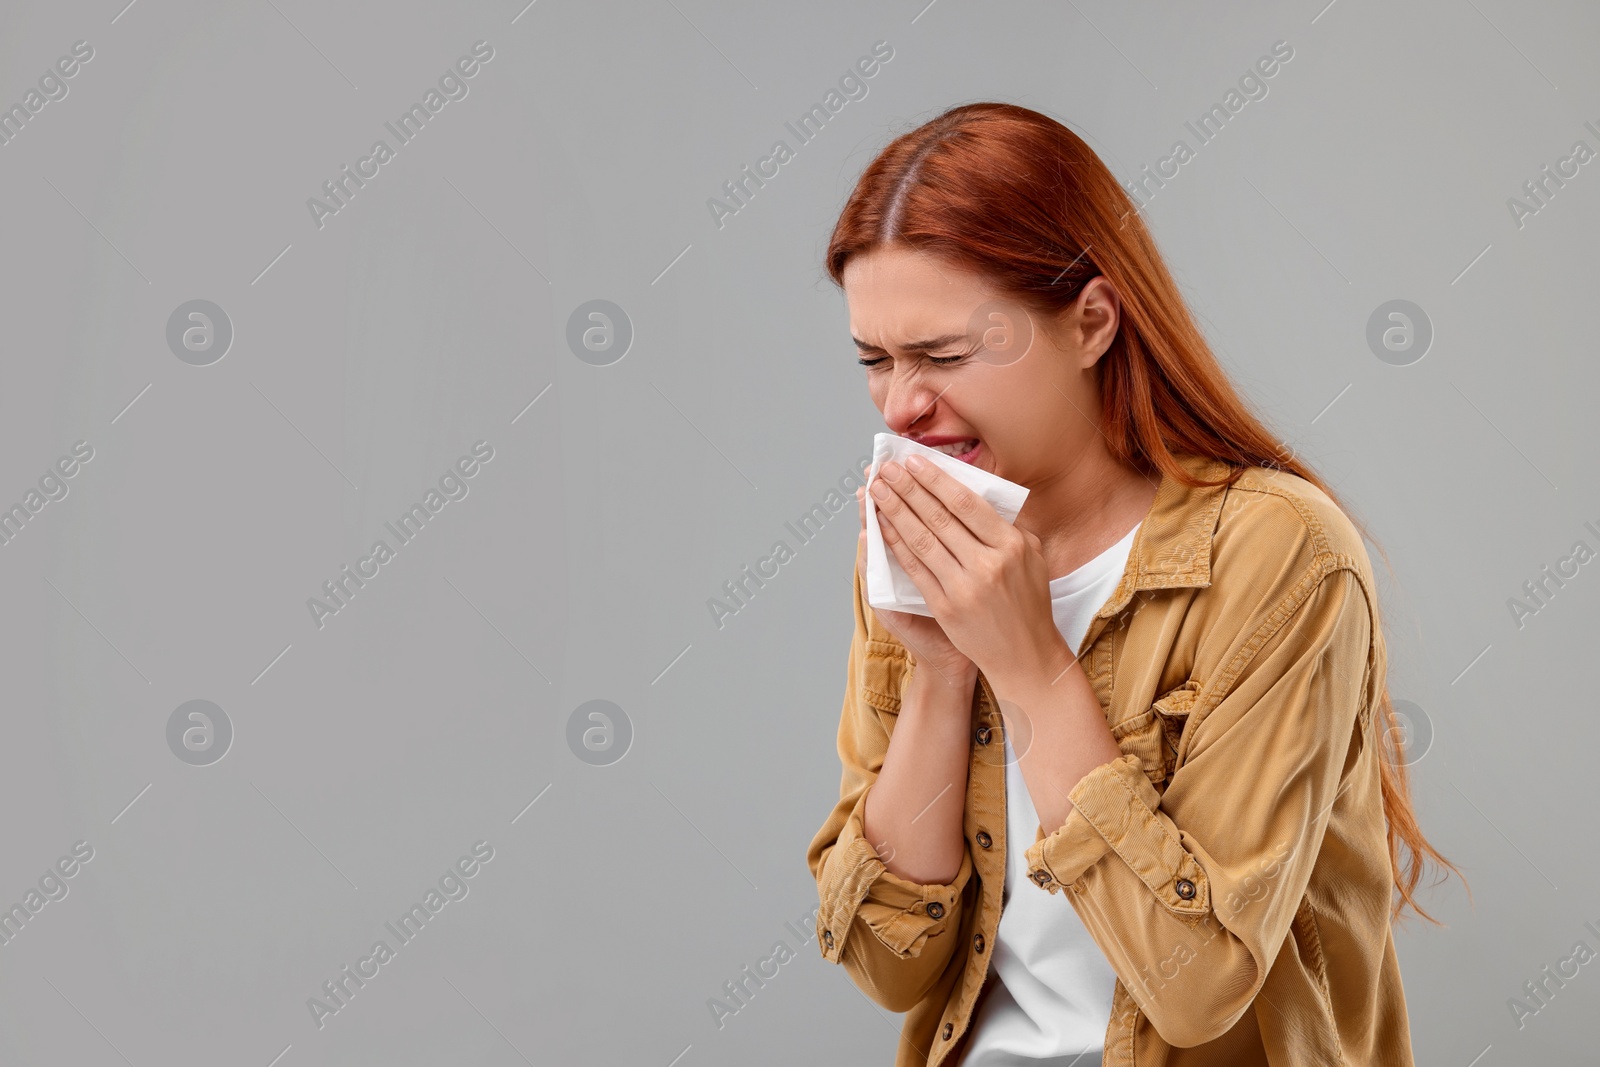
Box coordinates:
[863,432,1031,617]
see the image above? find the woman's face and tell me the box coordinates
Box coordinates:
[841,244,1119,489]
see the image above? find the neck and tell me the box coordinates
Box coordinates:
[1013,442,1161,581]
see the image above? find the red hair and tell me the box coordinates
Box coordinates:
[825,101,1465,925]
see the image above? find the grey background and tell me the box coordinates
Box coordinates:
[0,0,1594,1064]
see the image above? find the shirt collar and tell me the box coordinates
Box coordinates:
[1093,451,1236,621]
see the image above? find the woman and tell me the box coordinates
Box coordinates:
[806,103,1463,1067]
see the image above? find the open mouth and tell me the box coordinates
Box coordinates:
[929,438,981,464]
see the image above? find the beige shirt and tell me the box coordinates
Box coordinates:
[807,451,1414,1066]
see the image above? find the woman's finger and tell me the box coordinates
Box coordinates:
[899,457,1009,552]
[878,506,948,603]
[872,472,960,585]
[856,488,868,582]
[884,460,984,572]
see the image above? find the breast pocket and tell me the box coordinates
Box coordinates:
[1114,680,1201,789]
[1152,680,1201,779]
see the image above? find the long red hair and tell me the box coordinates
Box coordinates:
[824,101,1465,925]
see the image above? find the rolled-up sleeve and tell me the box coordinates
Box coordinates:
[1022,564,1376,1048]
[807,566,973,1013]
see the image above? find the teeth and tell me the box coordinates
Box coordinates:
[932,439,978,456]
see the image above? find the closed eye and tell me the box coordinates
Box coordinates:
[858,354,967,368]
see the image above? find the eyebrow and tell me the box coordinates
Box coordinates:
[852,332,968,355]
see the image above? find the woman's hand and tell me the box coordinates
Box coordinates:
[865,456,1072,698]
[856,484,977,690]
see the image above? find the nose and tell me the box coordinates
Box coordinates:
[880,363,948,436]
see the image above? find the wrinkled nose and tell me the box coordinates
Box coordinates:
[881,365,948,436]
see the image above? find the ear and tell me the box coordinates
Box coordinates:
[1062,276,1121,371]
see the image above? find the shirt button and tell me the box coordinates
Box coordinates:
[975,725,992,745]
[943,1023,954,1040]
[823,929,834,948]
[975,830,992,849]
[926,901,945,920]
[1030,869,1051,887]
[1175,878,1196,900]
[973,933,985,953]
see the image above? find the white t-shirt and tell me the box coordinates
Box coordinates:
[957,520,1141,1067]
